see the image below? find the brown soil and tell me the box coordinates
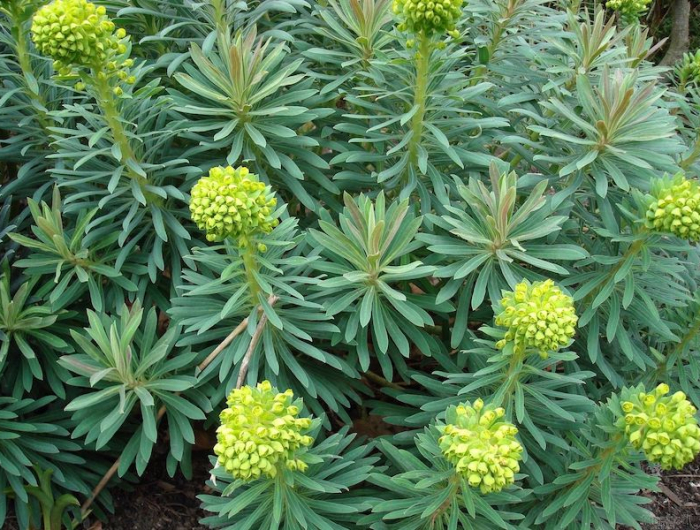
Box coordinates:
[5,453,700,529]
[4,408,700,530]
[87,452,700,529]
[640,459,700,529]
[3,450,210,530]
[83,452,210,530]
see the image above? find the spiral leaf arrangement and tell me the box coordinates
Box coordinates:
[5,0,700,529]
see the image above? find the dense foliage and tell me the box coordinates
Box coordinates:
[2,0,700,528]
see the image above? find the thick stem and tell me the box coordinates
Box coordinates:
[9,9,53,135]
[582,236,646,307]
[470,25,504,85]
[42,508,52,530]
[500,350,525,405]
[582,434,626,481]
[364,369,404,390]
[93,74,137,166]
[242,243,262,302]
[91,74,159,201]
[469,0,515,87]
[552,432,628,506]
[236,296,278,388]
[429,474,460,525]
[405,32,431,179]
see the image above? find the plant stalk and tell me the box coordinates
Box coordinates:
[364,369,405,391]
[242,243,262,302]
[582,236,646,307]
[236,296,278,388]
[9,7,53,135]
[405,31,431,181]
[91,74,162,203]
[93,75,138,166]
[469,0,516,87]
[651,309,700,382]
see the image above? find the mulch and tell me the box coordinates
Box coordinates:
[93,450,700,529]
[80,449,211,530]
[90,438,700,530]
[5,460,700,529]
[4,419,700,529]
[640,459,700,529]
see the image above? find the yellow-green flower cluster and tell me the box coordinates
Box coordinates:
[494,279,577,358]
[189,166,278,244]
[392,0,463,38]
[214,381,314,481]
[31,0,128,72]
[678,50,700,88]
[620,384,700,470]
[438,399,522,494]
[606,0,651,20]
[645,175,700,242]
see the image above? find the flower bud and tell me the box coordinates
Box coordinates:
[31,0,129,71]
[438,401,523,494]
[214,381,314,481]
[494,279,577,358]
[617,384,700,470]
[189,166,279,243]
[656,383,670,396]
[677,50,700,88]
[645,174,700,242]
[392,0,464,37]
[605,0,651,19]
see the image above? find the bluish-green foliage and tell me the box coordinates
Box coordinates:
[2,0,700,528]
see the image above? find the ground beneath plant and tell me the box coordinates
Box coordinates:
[5,418,700,529]
[83,450,211,530]
[81,444,700,530]
[639,458,700,529]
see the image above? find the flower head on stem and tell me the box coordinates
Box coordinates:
[494,279,578,358]
[214,381,315,481]
[438,399,523,494]
[618,383,700,470]
[189,166,279,245]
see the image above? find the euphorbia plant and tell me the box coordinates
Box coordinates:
[2,0,700,528]
[200,381,377,529]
